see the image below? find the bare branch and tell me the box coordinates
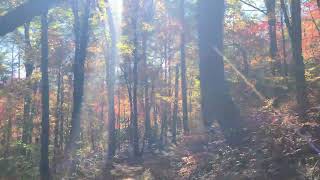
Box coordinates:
[239,0,267,15]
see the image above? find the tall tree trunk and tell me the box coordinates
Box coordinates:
[53,66,62,173]
[142,29,151,148]
[281,0,308,116]
[265,0,279,75]
[179,0,189,134]
[280,10,288,77]
[11,44,14,83]
[291,0,308,116]
[151,81,158,144]
[88,108,96,151]
[117,89,121,151]
[22,22,34,146]
[67,0,90,154]
[198,0,242,143]
[131,1,140,157]
[105,0,117,159]
[160,104,168,148]
[40,11,50,180]
[4,107,12,158]
[59,75,65,151]
[141,0,154,149]
[172,65,179,144]
[144,80,151,148]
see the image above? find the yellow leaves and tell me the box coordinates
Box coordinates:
[31,71,41,82]
[141,22,154,33]
[155,92,173,103]
[118,42,134,57]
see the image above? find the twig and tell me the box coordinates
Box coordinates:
[239,0,267,15]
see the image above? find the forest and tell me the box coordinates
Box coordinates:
[0,0,319,179]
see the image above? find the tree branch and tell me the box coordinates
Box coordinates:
[0,0,56,36]
[239,0,267,15]
[280,0,293,38]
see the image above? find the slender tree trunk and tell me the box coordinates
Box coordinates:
[280,10,288,77]
[160,105,168,148]
[132,1,140,156]
[4,109,12,158]
[291,0,308,116]
[179,0,189,134]
[67,0,90,154]
[151,81,158,144]
[88,108,96,151]
[105,0,117,159]
[281,0,308,116]
[99,101,104,150]
[117,89,121,151]
[18,52,21,79]
[59,75,64,151]
[11,44,14,83]
[22,22,34,146]
[141,0,155,148]
[53,67,61,173]
[172,65,179,144]
[265,0,279,75]
[40,10,50,180]
[144,83,151,145]
[198,0,242,143]
[142,31,151,148]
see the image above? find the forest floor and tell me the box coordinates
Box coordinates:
[45,82,317,180]
[75,96,320,180]
[99,131,218,180]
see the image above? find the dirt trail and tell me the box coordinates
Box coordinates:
[98,131,214,180]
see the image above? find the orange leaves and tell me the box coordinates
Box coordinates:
[302,0,320,59]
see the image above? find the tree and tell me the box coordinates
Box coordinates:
[264,0,279,75]
[281,0,308,116]
[53,57,63,173]
[21,22,34,146]
[172,64,179,144]
[66,0,91,157]
[0,0,56,36]
[39,10,50,180]
[142,0,154,149]
[131,0,140,156]
[105,0,117,159]
[179,0,189,134]
[198,0,242,142]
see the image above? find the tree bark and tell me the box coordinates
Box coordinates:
[291,0,308,116]
[141,0,154,148]
[198,0,242,143]
[264,0,279,75]
[280,10,288,77]
[131,0,140,156]
[281,0,308,116]
[105,0,117,159]
[66,0,91,162]
[59,75,64,151]
[180,0,189,134]
[53,65,62,173]
[0,0,56,36]
[172,65,179,144]
[40,10,50,180]
[22,22,34,146]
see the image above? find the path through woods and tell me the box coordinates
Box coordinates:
[94,104,312,180]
